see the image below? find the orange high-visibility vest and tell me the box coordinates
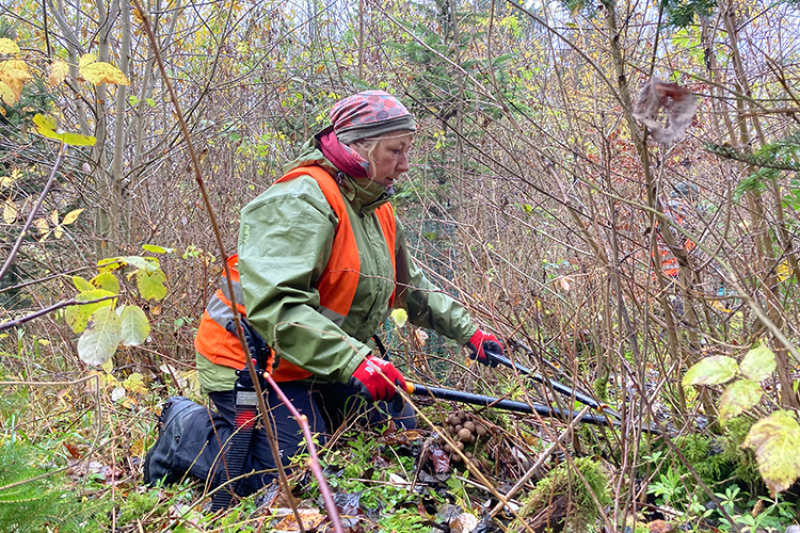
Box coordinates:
[194,165,397,383]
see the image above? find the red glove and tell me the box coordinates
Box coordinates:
[466,330,502,367]
[349,356,407,403]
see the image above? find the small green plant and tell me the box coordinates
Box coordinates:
[648,467,685,506]
[116,488,170,527]
[64,245,173,367]
[378,509,429,532]
[714,486,797,533]
[296,428,448,532]
[683,342,800,494]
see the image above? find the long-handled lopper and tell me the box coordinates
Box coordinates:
[485,345,622,422]
[405,381,661,434]
[405,381,618,428]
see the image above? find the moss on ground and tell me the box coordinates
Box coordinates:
[521,456,611,533]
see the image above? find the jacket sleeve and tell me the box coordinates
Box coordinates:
[237,176,370,384]
[394,218,476,344]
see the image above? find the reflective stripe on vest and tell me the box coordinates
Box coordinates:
[194,256,264,372]
[194,164,397,382]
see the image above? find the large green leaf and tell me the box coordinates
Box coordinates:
[72,275,94,292]
[719,379,763,423]
[142,244,174,254]
[119,305,150,346]
[683,356,739,387]
[743,410,800,495]
[98,255,160,273]
[740,343,777,382]
[77,307,122,366]
[122,255,160,273]
[93,272,120,295]
[137,269,167,301]
[64,289,116,334]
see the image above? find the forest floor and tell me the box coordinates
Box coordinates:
[2,360,799,533]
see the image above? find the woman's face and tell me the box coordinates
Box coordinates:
[366,133,413,190]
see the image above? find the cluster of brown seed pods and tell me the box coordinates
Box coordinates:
[436,410,491,465]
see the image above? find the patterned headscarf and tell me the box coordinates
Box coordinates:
[329,90,416,145]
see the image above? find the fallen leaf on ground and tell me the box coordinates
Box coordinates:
[450,512,478,533]
[430,448,450,473]
[648,519,674,533]
[271,508,326,531]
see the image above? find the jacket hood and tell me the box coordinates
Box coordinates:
[282,135,391,216]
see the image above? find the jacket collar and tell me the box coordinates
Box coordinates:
[338,175,391,216]
[283,135,392,217]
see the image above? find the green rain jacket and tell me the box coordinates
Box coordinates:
[197,137,475,393]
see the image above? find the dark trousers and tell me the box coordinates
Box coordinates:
[185,381,415,495]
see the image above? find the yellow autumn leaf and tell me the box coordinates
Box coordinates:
[79,54,96,68]
[60,131,97,146]
[48,60,69,86]
[33,217,48,235]
[50,209,59,225]
[0,61,30,97]
[81,62,129,86]
[0,81,16,105]
[0,71,25,98]
[711,300,734,313]
[62,208,85,225]
[0,175,14,189]
[54,225,64,239]
[2,198,17,224]
[32,113,97,146]
[0,39,19,55]
[2,60,29,74]
[777,261,791,282]
[33,113,57,131]
[391,308,408,327]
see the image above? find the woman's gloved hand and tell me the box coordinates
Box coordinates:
[466,329,503,367]
[349,356,407,402]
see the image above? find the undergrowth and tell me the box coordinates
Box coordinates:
[520,456,611,533]
[0,437,104,533]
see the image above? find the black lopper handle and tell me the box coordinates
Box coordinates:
[485,348,611,414]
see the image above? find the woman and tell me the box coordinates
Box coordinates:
[144,90,502,496]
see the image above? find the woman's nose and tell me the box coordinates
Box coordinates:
[397,153,410,173]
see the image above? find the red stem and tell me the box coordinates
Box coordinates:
[264,374,344,532]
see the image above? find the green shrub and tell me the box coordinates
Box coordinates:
[0,437,99,533]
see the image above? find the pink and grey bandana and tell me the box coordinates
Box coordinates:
[318,129,370,179]
[329,90,416,145]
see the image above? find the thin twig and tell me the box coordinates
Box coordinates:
[0,143,66,282]
[263,372,344,531]
[0,265,95,294]
[489,405,592,517]
[0,295,117,332]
